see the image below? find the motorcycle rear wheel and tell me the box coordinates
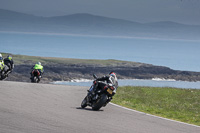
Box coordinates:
[92,93,108,111]
[31,76,39,83]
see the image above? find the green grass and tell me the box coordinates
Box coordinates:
[112,86,200,126]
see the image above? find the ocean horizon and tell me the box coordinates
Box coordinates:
[0,32,200,72]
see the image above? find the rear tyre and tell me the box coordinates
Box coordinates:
[37,77,40,83]
[81,96,88,108]
[92,93,108,111]
[31,76,38,83]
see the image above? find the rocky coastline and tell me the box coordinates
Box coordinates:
[5,63,200,83]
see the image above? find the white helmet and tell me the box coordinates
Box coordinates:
[109,72,117,80]
[0,53,2,60]
[37,62,41,65]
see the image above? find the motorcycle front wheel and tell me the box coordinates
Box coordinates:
[0,71,7,80]
[81,96,88,108]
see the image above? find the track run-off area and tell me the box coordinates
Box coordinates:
[0,81,199,133]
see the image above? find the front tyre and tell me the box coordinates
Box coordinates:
[81,96,88,108]
[0,71,7,80]
[92,93,108,111]
[31,76,38,83]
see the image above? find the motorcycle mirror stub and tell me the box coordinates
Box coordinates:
[93,74,98,79]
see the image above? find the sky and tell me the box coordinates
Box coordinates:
[0,0,200,25]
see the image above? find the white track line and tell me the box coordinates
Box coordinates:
[110,102,200,128]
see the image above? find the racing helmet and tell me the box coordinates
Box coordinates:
[109,71,117,80]
[37,62,41,65]
[7,55,12,60]
[0,53,3,61]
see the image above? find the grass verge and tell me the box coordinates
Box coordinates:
[112,86,200,126]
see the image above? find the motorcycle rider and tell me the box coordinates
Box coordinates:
[31,62,44,78]
[89,71,118,97]
[0,53,5,74]
[4,55,14,73]
[0,53,9,79]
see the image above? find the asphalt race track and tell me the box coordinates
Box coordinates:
[0,81,199,133]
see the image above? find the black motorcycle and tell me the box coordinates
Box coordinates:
[81,74,116,111]
[30,69,41,83]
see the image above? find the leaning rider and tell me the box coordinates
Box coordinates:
[0,53,5,73]
[89,71,118,96]
[4,55,14,73]
[32,62,44,77]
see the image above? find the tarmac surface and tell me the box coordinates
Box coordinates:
[0,81,199,133]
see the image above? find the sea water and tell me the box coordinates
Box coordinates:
[53,79,200,89]
[0,32,200,72]
[1,32,200,88]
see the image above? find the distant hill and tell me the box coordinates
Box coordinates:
[1,9,200,40]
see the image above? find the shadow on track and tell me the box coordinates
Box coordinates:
[76,107,104,111]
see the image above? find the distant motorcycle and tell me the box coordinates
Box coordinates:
[0,64,11,80]
[81,74,116,110]
[30,69,41,83]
